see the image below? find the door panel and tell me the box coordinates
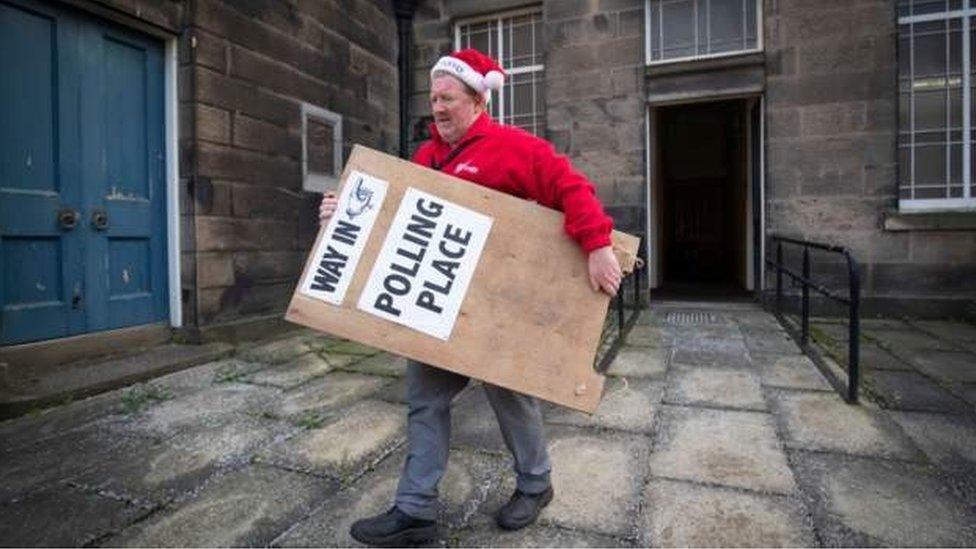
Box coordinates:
[83,21,166,332]
[1,1,85,344]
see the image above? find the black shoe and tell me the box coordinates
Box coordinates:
[349,506,437,547]
[495,486,554,530]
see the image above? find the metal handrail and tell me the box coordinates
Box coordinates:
[766,235,861,403]
[595,259,645,373]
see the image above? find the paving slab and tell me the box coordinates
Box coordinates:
[456,521,626,547]
[323,339,382,356]
[791,451,976,547]
[0,424,122,502]
[546,377,663,434]
[904,350,976,384]
[542,428,650,538]
[864,370,971,414]
[665,366,765,411]
[731,311,785,331]
[742,327,801,355]
[769,391,921,460]
[956,384,976,409]
[151,359,227,393]
[372,376,409,404]
[106,465,333,547]
[0,485,150,546]
[335,353,407,378]
[891,411,976,506]
[810,321,853,343]
[256,399,405,481]
[70,415,290,506]
[606,347,669,379]
[242,353,332,389]
[626,325,672,347]
[641,478,816,547]
[858,343,913,371]
[866,328,958,354]
[272,371,389,420]
[670,347,753,369]
[649,406,795,494]
[237,335,313,364]
[274,448,505,547]
[0,389,123,452]
[752,353,832,391]
[117,382,279,438]
[913,320,976,353]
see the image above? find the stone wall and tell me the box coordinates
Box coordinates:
[179,0,399,330]
[408,0,647,237]
[764,0,976,316]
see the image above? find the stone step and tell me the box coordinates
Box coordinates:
[0,341,233,420]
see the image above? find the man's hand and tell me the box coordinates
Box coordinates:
[318,191,338,225]
[588,245,622,296]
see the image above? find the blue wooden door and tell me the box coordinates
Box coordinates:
[0,0,168,345]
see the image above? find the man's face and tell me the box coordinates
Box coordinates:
[430,74,482,145]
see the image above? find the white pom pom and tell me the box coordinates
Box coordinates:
[484,70,504,91]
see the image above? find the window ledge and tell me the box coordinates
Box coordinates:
[883,210,976,232]
[645,51,765,77]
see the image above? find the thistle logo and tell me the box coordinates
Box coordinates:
[454,161,479,176]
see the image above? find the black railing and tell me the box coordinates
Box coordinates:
[765,235,861,403]
[595,259,645,373]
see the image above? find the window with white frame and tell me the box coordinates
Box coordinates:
[455,10,544,135]
[645,0,760,64]
[898,0,976,210]
[301,103,343,194]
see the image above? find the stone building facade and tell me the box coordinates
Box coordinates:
[2,0,974,353]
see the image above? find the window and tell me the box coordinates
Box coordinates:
[645,0,761,64]
[455,9,544,135]
[898,0,976,210]
[301,103,342,193]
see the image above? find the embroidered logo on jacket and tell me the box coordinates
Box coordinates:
[454,161,479,175]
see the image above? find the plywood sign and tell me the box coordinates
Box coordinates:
[286,145,640,413]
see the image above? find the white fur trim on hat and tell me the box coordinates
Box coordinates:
[431,56,498,101]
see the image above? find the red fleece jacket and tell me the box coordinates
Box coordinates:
[412,113,614,253]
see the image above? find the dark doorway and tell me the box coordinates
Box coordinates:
[656,100,750,300]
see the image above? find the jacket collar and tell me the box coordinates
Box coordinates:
[428,112,492,149]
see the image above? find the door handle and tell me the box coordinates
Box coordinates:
[58,208,80,230]
[91,209,108,231]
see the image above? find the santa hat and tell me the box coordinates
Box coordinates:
[430,49,506,102]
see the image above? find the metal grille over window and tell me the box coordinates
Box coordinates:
[456,10,544,136]
[646,0,760,64]
[898,0,976,210]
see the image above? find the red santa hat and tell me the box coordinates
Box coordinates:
[430,49,506,102]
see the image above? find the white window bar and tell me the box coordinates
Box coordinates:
[899,0,976,210]
[645,0,762,65]
[455,10,544,135]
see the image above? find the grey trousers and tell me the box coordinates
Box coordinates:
[394,360,552,520]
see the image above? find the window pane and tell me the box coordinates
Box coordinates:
[914,89,947,130]
[709,0,746,53]
[899,147,913,191]
[661,0,695,59]
[915,145,947,185]
[913,22,947,78]
[508,15,537,68]
[746,0,757,48]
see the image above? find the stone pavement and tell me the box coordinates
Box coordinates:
[2,301,975,547]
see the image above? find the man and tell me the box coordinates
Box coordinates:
[319,49,621,546]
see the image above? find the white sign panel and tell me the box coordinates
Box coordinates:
[300,170,388,305]
[358,187,493,340]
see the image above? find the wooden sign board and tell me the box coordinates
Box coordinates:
[286,145,640,413]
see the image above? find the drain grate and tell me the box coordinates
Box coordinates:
[665,311,720,326]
